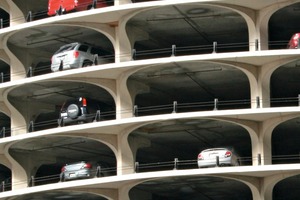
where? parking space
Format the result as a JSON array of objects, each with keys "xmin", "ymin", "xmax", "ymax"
[
  {"xmin": 7, "ymin": 26, "xmax": 114, "ymax": 76},
  {"xmin": 273, "ymin": 174, "xmax": 300, "ymax": 200},
  {"xmin": 0, "ymin": 8, "xmax": 9, "ymax": 28},
  {"xmin": 9, "ymin": 136, "xmax": 116, "ymax": 186},
  {"xmin": 0, "ymin": 113, "xmax": 10, "ymax": 138},
  {"xmin": 0, "ymin": 164, "xmax": 11, "ymax": 192},
  {"xmin": 130, "ymin": 118, "xmax": 252, "ymax": 171},
  {"xmin": 126, "ymin": 4, "xmax": 249, "ymax": 59},
  {"xmin": 272, "ymin": 117, "xmax": 300, "ymax": 164},
  {"xmin": 7, "ymin": 81, "xmax": 115, "ymax": 131},
  {"xmin": 129, "ymin": 61, "xmax": 250, "ymax": 115},
  {"xmin": 271, "ymin": 59, "xmax": 300, "ymax": 107},
  {"xmin": 269, "ymin": 2, "xmax": 300, "ymax": 49}
]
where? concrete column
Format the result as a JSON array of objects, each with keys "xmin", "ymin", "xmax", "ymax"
[
  {"xmin": 116, "ymin": 74, "xmax": 134, "ymax": 119},
  {"xmin": 5, "ymin": 0, "xmax": 25, "ymax": 25},
  {"xmin": 2, "ymin": 38, "xmax": 26, "ymax": 81},
  {"xmin": 116, "ymin": 126, "xmax": 151, "ymax": 175},
  {"xmin": 114, "ymin": 8, "xmax": 146, "ymax": 63},
  {"xmin": 4, "ymin": 143, "xmax": 27, "ymax": 190},
  {"xmin": 2, "ymin": 90, "xmax": 27, "ymax": 136},
  {"xmin": 117, "ymin": 132, "xmax": 135, "ymax": 175}
]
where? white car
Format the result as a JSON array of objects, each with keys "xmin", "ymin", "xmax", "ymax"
[
  {"xmin": 197, "ymin": 148, "xmax": 240, "ymax": 168},
  {"xmin": 51, "ymin": 42, "xmax": 101, "ymax": 72}
]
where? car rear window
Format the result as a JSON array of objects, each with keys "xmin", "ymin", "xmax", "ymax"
[
  {"xmin": 91, "ymin": 47, "xmax": 102, "ymax": 55},
  {"xmin": 78, "ymin": 45, "xmax": 89, "ymax": 52},
  {"xmin": 55, "ymin": 43, "xmax": 77, "ymax": 54}
]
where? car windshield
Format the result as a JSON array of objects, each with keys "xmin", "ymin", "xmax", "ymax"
[{"xmin": 54, "ymin": 43, "xmax": 77, "ymax": 54}]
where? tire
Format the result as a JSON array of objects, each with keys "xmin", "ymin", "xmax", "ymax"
[
  {"xmin": 82, "ymin": 60, "xmax": 92, "ymax": 67},
  {"xmin": 67, "ymin": 104, "xmax": 80, "ymax": 119}
]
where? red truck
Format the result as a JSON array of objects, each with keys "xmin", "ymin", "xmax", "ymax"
[{"xmin": 47, "ymin": 0, "xmax": 107, "ymax": 16}]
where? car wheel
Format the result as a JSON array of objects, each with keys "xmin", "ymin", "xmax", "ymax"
[
  {"xmin": 67, "ymin": 104, "xmax": 80, "ymax": 119},
  {"xmin": 82, "ymin": 61, "xmax": 92, "ymax": 67}
]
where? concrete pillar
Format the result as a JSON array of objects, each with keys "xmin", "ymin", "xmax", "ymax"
[
  {"xmin": 114, "ymin": 9, "xmax": 143, "ymax": 62},
  {"xmin": 4, "ymin": 0, "xmax": 25, "ymax": 25},
  {"xmin": 116, "ymin": 126, "xmax": 151, "ymax": 175},
  {"xmin": 116, "ymin": 74, "xmax": 134, "ymax": 119},
  {"xmin": 3, "ymin": 143, "xmax": 27, "ymax": 190},
  {"xmin": 2, "ymin": 39, "xmax": 26, "ymax": 81},
  {"xmin": 2, "ymin": 89, "xmax": 26, "ymax": 136}
]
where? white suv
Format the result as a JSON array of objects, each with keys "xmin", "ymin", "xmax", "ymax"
[{"xmin": 51, "ymin": 42, "xmax": 101, "ymax": 72}]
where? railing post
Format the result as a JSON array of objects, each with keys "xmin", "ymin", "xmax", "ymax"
[
  {"xmin": 213, "ymin": 98, "xmax": 218, "ymax": 110},
  {"xmin": 96, "ymin": 165, "xmax": 101, "ymax": 177},
  {"xmin": 26, "ymin": 11, "xmax": 32, "ymax": 22},
  {"xmin": 255, "ymin": 39, "xmax": 259, "ymax": 51},
  {"xmin": 30, "ymin": 176, "xmax": 35, "ymax": 187},
  {"xmin": 171, "ymin": 44, "xmax": 176, "ymax": 56},
  {"xmin": 174, "ymin": 158, "xmax": 178, "ymax": 170},
  {"xmin": 93, "ymin": 54, "xmax": 98, "ymax": 65},
  {"xmin": 172, "ymin": 101, "xmax": 177, "ymax": 113},
  {"xmin": 134, "ymin": 162, "xmax": 139, "ymax": 173},
  {"xmin": 132, "ymin": 49, "xmax": 136, "ymax": 60},
  {"xmin": 133, "ymin": 105, "xmax": 138, "ymax": 117},
  {"xmin": 298, "ymin": 94, "xmax": 300, "ymax": 106},
  {"xmin": 0, "ymin": 19, "xmax": 3, "ymax": 29},
  {"xmin": 1, "ymin": 181, "xmax": 4, "ymax": 192},
  {"xmin": 94, "ymin": 110, "xmax": 101, "ymax": 122},
  {"xmin": 258, "ymin": 154, "xmax": 261, "ymax": 165},
  {"xmin": 27, "ymin": 67, "xmax": 33, "ymax": 77},
  {"xmin": 28, "ymin": 121, "xmax": 34, "ymax": 132},
  {"xmin": 92, "ymin": 0, "xmax": 97, "ymax": 9},
  {"xmin": 216, "ymin": 156, "xmax": 220, "ymax": 167},
  {"xmin": 256, "ymin": 96, "xmax": 260, "ymax": 108},
  {"xmin": 212, "ymin": 41, "xmax": 217, "ymax": 53},
  {"xmin": 0, "ymin": 72, "xmax": 3, "ymax": 83},
  {"xmin": 1, "ymin": 127, "xmax": 5, "ymax": 138}
]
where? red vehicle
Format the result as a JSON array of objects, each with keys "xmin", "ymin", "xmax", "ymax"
[
  {"xmin": 287, "ymin": 33, "xmax": 300, "ymax": 49},
  {"xmin": 47, "ymin": 0, "xmax": 107, "ymax": 16}
]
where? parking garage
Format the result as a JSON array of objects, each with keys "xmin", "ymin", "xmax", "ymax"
[{"xmin": 1, "ymin": 1, "xmax": 300, "ymax": 200}]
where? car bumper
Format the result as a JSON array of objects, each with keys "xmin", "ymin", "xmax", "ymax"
[
  {"xmin": 197, "ymin": 157, "xmax": 233, "ymax": 168},
  {"xmin": 61, "ymin": 115, "xmax": 94, "ymax": 125},
  {"xmin": 51, "ymin": 62, "xmax": 80, "ymax": 72},
  {"xmin": 62, "ymin": 170, "xmax": 93, "ymax": 181}
]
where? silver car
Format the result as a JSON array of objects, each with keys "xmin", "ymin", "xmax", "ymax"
[
  {"xmin": 60, "ymin": 161, "xmax": 100, "ymax": 181},
  {"xmin": 197, "ymin": 148, "xmax": 240, "ymax": 168},
  {"xmin": 51, "ymin": 42, "xmax": 100, "ymax": 72}
]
